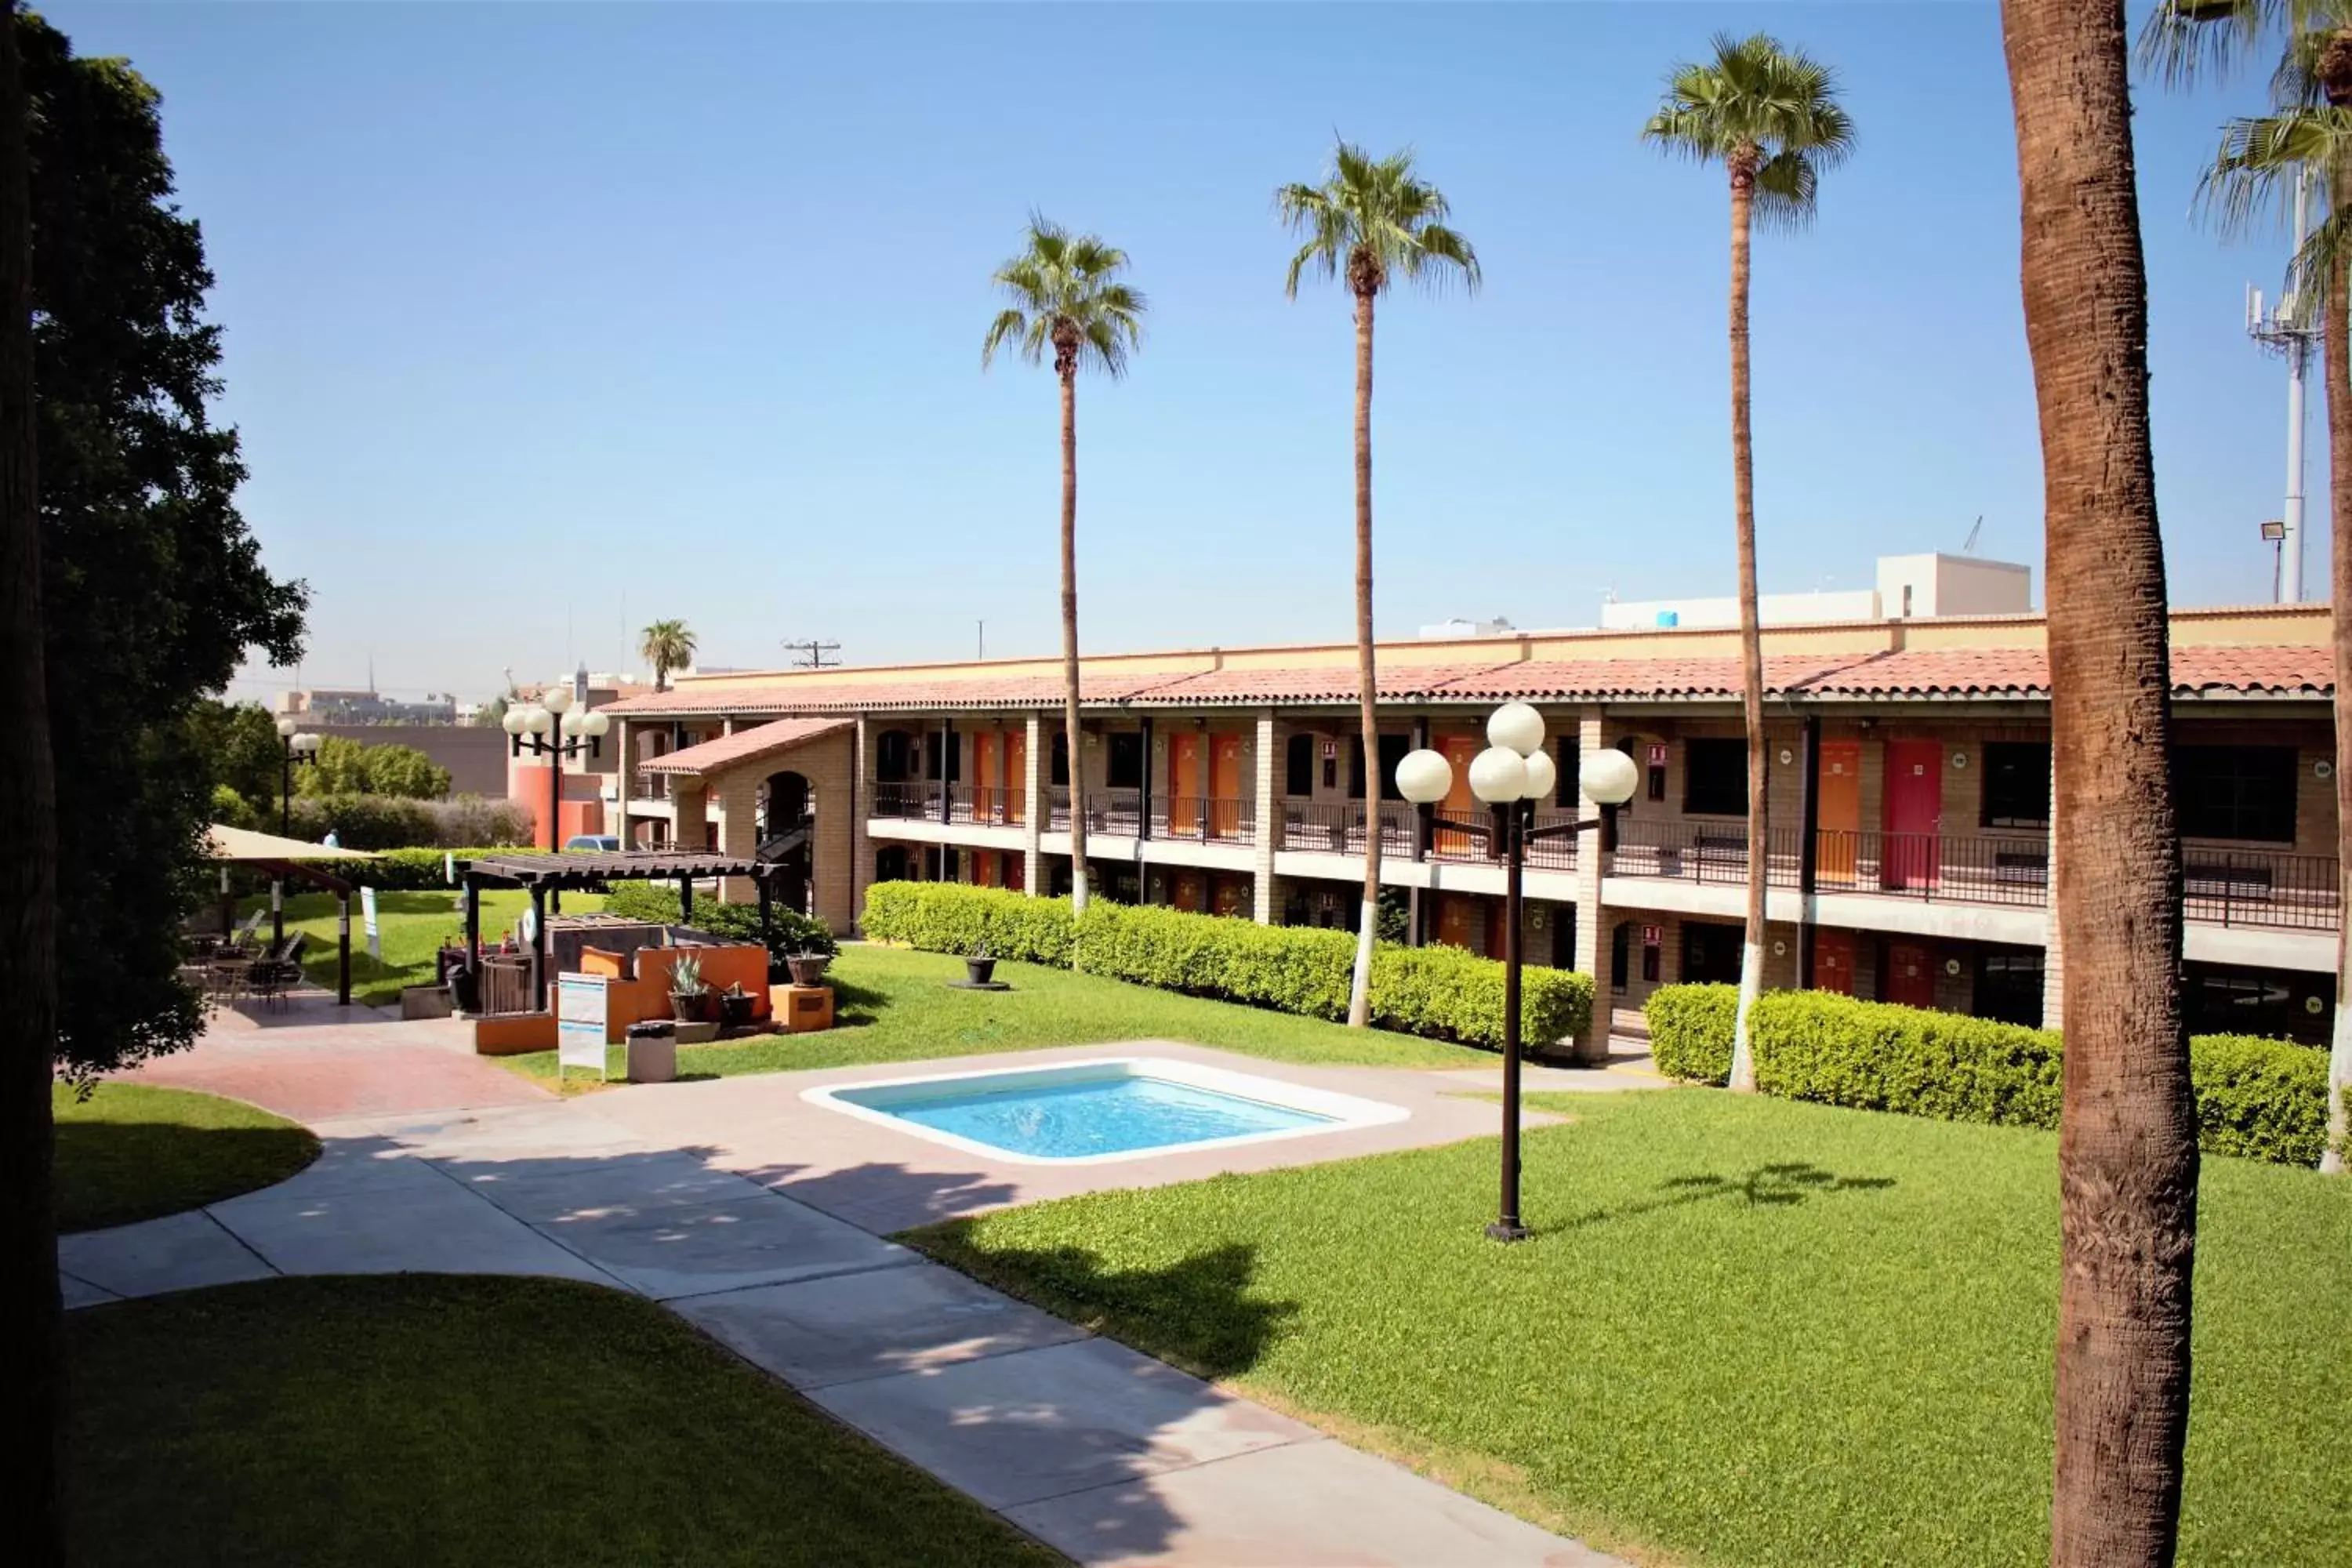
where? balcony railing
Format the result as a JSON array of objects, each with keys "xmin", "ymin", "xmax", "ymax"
[
  {"xmin": 2182, "ymin": 850, "xmax": 2339, "ymax": 931},
  {"xmin": 1278, "ymin": 800, "xmax": 1416, "ymax": 858},
  {"xmin": 626, "ymin": 768, "xmax": 673, "ymax": 801},
  {"xmin": 872, "ymin": 782, "xmax": 942, "ymax": 819},
  {"xmin": 1151, "ymin": 795, "xmax": 1255, "ymax": 845},
  {"xmin": 1042, "ymin": 786, "xmax": 1145, "ymax": 836}
]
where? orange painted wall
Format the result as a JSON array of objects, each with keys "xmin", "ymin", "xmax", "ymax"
[{"xmin": 579, "ymin": 942, "xmax": 771, "ymax": 1040}]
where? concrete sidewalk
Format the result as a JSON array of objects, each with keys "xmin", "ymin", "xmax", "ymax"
[{"xmin": 64, "ymin": 1049, "xmax": 1625, "ymax": 1567}]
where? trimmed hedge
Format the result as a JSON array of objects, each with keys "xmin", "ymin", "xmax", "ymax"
[
  {"xmin": 858, "ymin": 881, "xmax": 1592, "ymax": 1051},
  {"xmin": 603, "ymin": 881, "xmax": 837, "ymax": 960},
  {"xmin": 1642, "ymin": 982, "xmax": 2331, "ymax": 1166}
]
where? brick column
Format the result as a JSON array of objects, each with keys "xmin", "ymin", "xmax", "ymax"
[
  {"xmin": 672, "ymin": 780, "xmax": 708, "ymax": 859},
  {"xmin": 850, "ymin": 717, "xmax": 873, "ymax": 931},
  {"xmin": 1573, "ymin": 707, "xmax": 1610, "ymax": 1061},
  {"xmin": 2042, "ymin": 760, "xmax": 2063, "ymax": 1032},
  {"xmin": 713, "ymin": 767, "xmax": 760, "ymax": 902},
  {"xmin": 613, "ymin": 717, "xmax": 633, "ymax": 846},
  {"xmin": 1022, "ymin": 713, "xmax": 1044, "ymax": 896},
  {"xmin": 1253, "ymin": 710, "xmax": 1279, "ymax": 923}
]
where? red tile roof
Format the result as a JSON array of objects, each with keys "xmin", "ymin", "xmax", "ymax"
[
  {"xmin": 641, "ymin": 717, "xmax": 854, "ymax": 776},
  {"xmin": 598, "ymin": 644, "xmax": 2331, "ymax": 719}
]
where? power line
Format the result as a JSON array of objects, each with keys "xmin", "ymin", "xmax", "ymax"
[{"xmin": 779, "ymin": 637, "xmax": 841, "ymax": 669}]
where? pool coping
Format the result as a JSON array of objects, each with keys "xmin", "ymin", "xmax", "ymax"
[{"xmin": 801, "ymin": 1055, "xmax": 1414, "ymax": 1167}]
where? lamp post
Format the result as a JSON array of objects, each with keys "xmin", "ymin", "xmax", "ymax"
[
  {"xmin": 274, "ymin": 717, "xmax": 324, "ymax": 945},
  {"xmin": 503, "ymin": 679, "xmax": 610, "ymax": 854},
  {"xmin": 1396, "ymin": 703, "xmax": 1639, "ymax": 1242}
]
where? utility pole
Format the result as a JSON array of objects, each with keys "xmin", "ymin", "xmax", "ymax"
[
  {"xmin": 2249, "ymin": 165, "xmax": 2321, "ymax": 602},
  {"xmin": 977, "ymin": 620, "xmax": 985, "ymax": 660},
  {"xmin": 779, "ymin": 638, "xmax": 841, "ymax": 670}
]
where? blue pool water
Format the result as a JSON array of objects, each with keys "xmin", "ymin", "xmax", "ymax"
[{"xmin": 837, "ymin": 1072, "xmax": 1336, "ymax": 1160}]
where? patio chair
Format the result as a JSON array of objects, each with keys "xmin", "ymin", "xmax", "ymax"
[{"xmin": 246, "ymin": 932, "xmax": 308, "ymax": 1011}]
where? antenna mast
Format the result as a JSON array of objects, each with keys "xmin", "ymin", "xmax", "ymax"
[{"xmin": 2248, "ymin": 164, "xmax": 2321, "ymax": 602}]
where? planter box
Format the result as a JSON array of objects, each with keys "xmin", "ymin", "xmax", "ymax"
[
  {"xmin": 400, "ymin": 985, "xmax": 455, "ymax": 1022},
  {"xmin": 671, "ymin": 1020, "xmax": 720, "ymax": 1045},
  {"xmin": 768, "ymin": 983, "xmax": 835, "ymax": 1034},
  {"xmin": 625, "ymin": 1033, "xmax": 678, "ymax": 1084}
]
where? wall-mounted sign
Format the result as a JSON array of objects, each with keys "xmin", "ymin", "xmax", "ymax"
[
  {"xmin": 1322, "ymin": 739, "xmax": 1338, "ymax": 760},
  {"xmin": 1641, "ymin": 924, "xmax": 1661, "ymax": 947},
  {"xmin": 1647, "ymin": 743, "xmax": 1668, "ymax": 766}
]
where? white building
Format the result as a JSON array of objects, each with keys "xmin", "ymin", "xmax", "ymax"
[{"xmin": 1599, "ymin": 553, "xmax": 2032, "ymax": 630}]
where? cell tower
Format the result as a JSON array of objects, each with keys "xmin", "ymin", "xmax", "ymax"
[{"xmin": 2248, "ymin": 166, "xmax": 2322, "ymax": 603}]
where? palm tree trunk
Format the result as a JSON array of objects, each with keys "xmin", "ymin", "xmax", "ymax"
[
  {"xmin": 1727, "ymin": 156, "xmax": 1768, "ymax": 1094},
  {"xmin": 2001, "ymin": 2, "xmax": 2199, "ymax": 1561},
  {"xmin": 1347, "ymin": 284, "xmax": 1380, "ymax": 1029},
  {"xmin": 0, "ymin": 8, "xmax": 63, "ymax": 1556},
  {"xmin": 2325, "ymin": 149, "xmax": 2352, "ymax": 1174},
  {"xmin": 1060, "ymin": 365, "xmax": 1089, "ymax": 914}
]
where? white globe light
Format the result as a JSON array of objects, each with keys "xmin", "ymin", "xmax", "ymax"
[
  {"xmin": 1394, "ymin": 748, "xmax": 1454, "ymax": 805},
  {"xmin": 581, "ymin": 709, "xmax": 611, "ymax": 738},
  {"xmin": 293, "ymin": 731, "xmax": 323, "ymax": 755},
  {"xmin": 1520, "ymin": 749, "xmax": 1557, "ymax": 802},
  {"xmin": 1581, "ymin": 747, "xmax": 1640, "ymax": 807},
  {"xmin": 542, "ymin": 683, "xmax": 574, "ymax": 715},
  {"xmin": 523, "ymin": 706, "xmax": 554, "ymax": 736},
  {"xmin": 502, "ymin": 706, "xmax": 528, "ymax": 735},
  {"xmin": 1486, "ymin": 702, "xmax": 1546, "ymax": 759},
  {"xmin": 277, "ymin": 715, "xmax": 299, "ymax": 739},
  {"xmin": 1468, "ymin": 746, "xmax": 1529, "ymax": 804},
  {"xmin": 560, "ymin": 708, "xmax": 585, "ymax": 738}
]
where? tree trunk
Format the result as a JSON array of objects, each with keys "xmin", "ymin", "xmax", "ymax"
[
  {"xmin": 1727, "ymin": 151, "xmax": 1769, "ymax": 1094},
  {"xmin": 1060, "ymin": 365, "xmax": 1090, "ymax": 914},
  {"xmin": 2000, "ymin": 3, "xmax": 2199, "ymax": 1563},
  {"xmin": 1347, "ymin": 283, "xmax": 1380, "ymax": 1028},
  {"xmin": 0, "ymin": 5, "xmax": 63, "ymax": 1558},
  {"xmin": 2326, "ymin": 148, "xmax": 2352, "ymax": 1174}
]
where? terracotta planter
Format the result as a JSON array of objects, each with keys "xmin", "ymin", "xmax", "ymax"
[{"xmin": 786, "ymin": 954, "xmax": 832, "ymax": 987}]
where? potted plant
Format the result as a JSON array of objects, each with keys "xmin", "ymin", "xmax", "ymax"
[
  {"xmin": 717, "ymin": 981, "xmax": 756, "ymax": 1031},
  {"xmin": 668, "ymin": 954, "xmax": 714, "ymax": 1026},
  {"xmin": 964, "ymin": 939, "xmax": 996, "ymax": 988},
  {"xmin": 625, "ymin": 1019, "xmax": 677, "ymax": 1084},
  {"xmin": 785, "ymin": 946, "xmax": 832, "ymax": 987}
]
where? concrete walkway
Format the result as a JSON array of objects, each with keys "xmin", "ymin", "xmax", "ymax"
[{"xmin": 67, "ymin": 1039, "xmax": 1630, "ymax": 1566}]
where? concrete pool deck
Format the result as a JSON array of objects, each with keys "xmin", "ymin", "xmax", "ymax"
[{"xmin": 65, "ymin": 1030, "xmax": 1638, "ymax": 1566}]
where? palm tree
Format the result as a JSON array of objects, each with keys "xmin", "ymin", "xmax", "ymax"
[
  {"xmin": 638, "ymin": 619, "xmax": 696, "ymax": 693},
  {"xmin": 0, "ymin": 11, "xmax": 62, "ymax": 1554},
  {"xmin": 2140, "ymin": 6, "xmax": 2352, "ymax": 1174},
  {"xmin": 1642, "ymin": 34, "xmax": 1853, "ymax": 1091},
  {"xmin": 1278, "ymin": 142, "xmax": 1479, "ymax": 1029},
  {"xmin": 2002, "ymin": 2, "xmax": 2201, "ymax": 1561},
  {"xmin": 982, "ymin": 216, "xmax": 1145, "ymax": 916}
]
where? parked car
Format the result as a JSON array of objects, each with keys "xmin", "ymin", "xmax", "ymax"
[{"xmin": 564, "ymin": 834, "xmax": 621, "ymax": 852}]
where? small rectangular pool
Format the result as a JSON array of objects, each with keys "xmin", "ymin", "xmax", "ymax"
[{"xmin": 804, "ymin": 1058, "xmax": 1409, "ymax": 1165}]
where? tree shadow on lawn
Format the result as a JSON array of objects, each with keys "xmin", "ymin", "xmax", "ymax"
[
  {"xmin": 826, "ymin": 977, "xmax": 886, "ymax": 1026},
  {"xmin": 908, "ymin": 1227, "xmax": 1298, "ymax": 1381},
  {"xmin": 56, "ymin": 1118, "xmax": 321, "ymax": 1232},
  {"xmin": 1547, "ymin": 1160, "xmax": 1896, "ymax": 1236}
]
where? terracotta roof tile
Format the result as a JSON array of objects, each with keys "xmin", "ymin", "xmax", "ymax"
[{"xmin": 641, "ymin": 717, "xmax": 853, "ymax": 775}]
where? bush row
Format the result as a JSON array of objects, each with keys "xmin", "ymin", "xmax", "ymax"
[
  {"xmin": 858, "ymin": 881, "xmax": 1592, "ymax": 1051},
  {"xmin": 212, "ymin": 793, "xmax": 535, "ymax": 851},
  {"xmin": 1642, "ymin": 982, "xmax": 2331, "ymax": 1166},
  {"xmin": 602, "ymin": 881, "xmax": 837, "ymax": 959}
]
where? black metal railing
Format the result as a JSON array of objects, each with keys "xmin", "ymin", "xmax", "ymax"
[
  {"xmin": 627, "ymin": 768, "xmax": 672, "ymax": 800},
  {"xmin": 1042, "ymin": 787, "xmax": 1144, "ymax": 836},
  {"xmin": 872, "ymin": 782, "xmax": 941, "ymax": 819},
  {"xmin": 1278, "ymin": 800, "xmax": 1416, "ymax": 857},
  {"xmin": 1604, "ymin": 819, "xmax": 1793, "ymax": 887},
  {"xmin": 2183, "ymin": 850, "xmax": 2339, "ymax": 931},
  {"xmin": 1152, "ymin": 795, "xmax": 1255, "ymax": 844}
]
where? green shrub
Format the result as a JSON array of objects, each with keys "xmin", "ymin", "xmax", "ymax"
[
  {"xmin": 287, "ymin": 795, "xmax": 534, "ymax": 850},
  {"xmin": 1639, "ymin": 983, "xmax": 2330, "ymax": 1165},
  {"xmin": 863, "ymin": 882, "xmax": 1592, "ymax": 1051},
  {"xmin": 1646, "ymin": 983, "xmax": 1737, "ymax": 1084},
  {"xmin": 2190, "ymin": 1034, "xmax": 2330, "ymax": 1168}
]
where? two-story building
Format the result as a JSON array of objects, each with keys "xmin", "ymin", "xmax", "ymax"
[{"xmin": 592, "ymin": 601, "xmax": 2336, "ymax": 1057}]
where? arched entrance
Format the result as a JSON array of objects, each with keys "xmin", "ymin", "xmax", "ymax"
[{"xmin": 759, "ymin": 769, "xmax": 815, "ymax": 913}]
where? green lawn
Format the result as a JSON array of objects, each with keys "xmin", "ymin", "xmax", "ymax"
[
  {"xmin": 495, "ymin": 943, "xmax": 1488, "ymax": 1086},
  {"xmin": 54, "ymin": 1083, "xmax": 318, "ymax": 1232},
  {"xmin": 67, "ymin": 1275, "xmax": 1062, "ymax": 1567},
  {"xmin": 908, "ymin": 1090, "xmax": 2350, "ymax": 1568},
  {"xmin": 260, "ymin": 888, "xmax": 604, "ymax": 1007}
]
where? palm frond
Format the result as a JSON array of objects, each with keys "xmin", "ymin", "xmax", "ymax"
[
  {"xmin": 981, "ymin": 214, "xmax": 1147, "ymax": 378},
  {"xmin": 1751, "ymin": 150, "xmax": 1820, "ymax": 232},
  {"xmin": 1641, "ymin": 30, "xmax": 1854, "ymax": 212},
  {"xmin": 1276, "ymin": 136, "xmax": 1478, "ymax": 299},
  {"xmin": 2136, "ymin": 0, "xmax": 2283, "ymax": 90}
]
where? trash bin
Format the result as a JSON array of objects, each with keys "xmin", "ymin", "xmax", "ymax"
[{"xmin": 625, "ymin": 1020, "xmax": 677, "ymax": 1084}]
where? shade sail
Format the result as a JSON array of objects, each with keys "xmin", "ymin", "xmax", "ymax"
[{"xmin": 204, "ymin": 824, "xmax": 383, "ymax": 863}]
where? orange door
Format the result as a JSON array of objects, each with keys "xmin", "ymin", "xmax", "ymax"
[
  {"xmin": 1213, "ymin": 875, "xmax": 1249, "ymax": 918},
  {"xmin": 1173, "ymin": 870, "xmax": 1205, "ymax": 912},
  {"xmin": 1436, "ymin": 895, "xmax": 1477, "ymax": 949},
  {"xmin": 1884, "ymin": 939, "xmax": 1936, "ymax": 1008},
  {"xmin": 1169, "ymin": 733, "xmax": 1202, "ymax": 835},
  {"xmin": 1004, "ymin": 853, "xmax": 1025, "ymax": 892},
  {"xmin": 1005, "ymin": 729, "xmax": 1027, "ymax": 825},
  {"xmin": 971, "ymin": 732, "xmax": 999, "ymax": 822},
  {"xmin": 1814, "ymin": 928, "xmax": 1856, "ymax": 995},
  {"xmin": 1817, "ymin": 741, "xmax": 1860, "ymax": 884},
  {"xmin": 1485, "ymin": 900, "xmax": 1512, "ymax": 961},
  {"xmin": 973, "ymin": 851, "xmax": 997, "ymax": 889},
  {"xmin": 1210, "ymin": 734, "xmax": 1244, "ymax": 838},
  {"xmin": 1437, "ymin": 734, "xmax": 1481, "ymax": 855}
]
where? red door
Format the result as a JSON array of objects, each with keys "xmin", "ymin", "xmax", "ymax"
[
  {"xmin": 1484, "ymin": 900, "xmax": 1512, "ymax": 961},
  {"xmin": 1814, "ymin": 928, "xmax": 1855, "ymax": 996},
  {"xmin": 1881, "ymin": 742, "xmax": 1943, "ymax": 889},
  {"xmin": 1436, "ymin": 895, "xmax": 1477, "ymax": 949},
  {"xmin": 1884, "ymin": 940, "xmax": 1936, "ymax": 1009},
  {"xmin": 1172, "ymin": 870, "xmax": 1206, "ymax": 913}
]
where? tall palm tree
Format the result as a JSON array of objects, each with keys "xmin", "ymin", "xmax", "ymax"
[
  {"xmin": 0, "ymin": 7, "xmax": 61, "ymax": 1553},
  {"xmin": 638, "ymin": 619, "xmax": 696, "ymax": 693},
  {"xmin": 2002, "ymin": 2, "xmax": 2201, "ymax": 1562},
  {"xmin": 982, "ymin": 216, "xmax": 1144, "ymax": 916},
  {"xmin": 1278, "ymin": 142, "xmax": 1479, "ymax": 1029},
  {"xmin": 1643, "ymin": 34, "xmax": 1853, "ymax": 1091},
  {"xmin": 2141, "ymin": 5, "xmax": 2352, "ymax": 1174}
]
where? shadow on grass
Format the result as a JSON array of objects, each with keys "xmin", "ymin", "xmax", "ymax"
[
  {"xmin": 826, "ymin": 977, "xmax": 886, "ymax": 1026},
  {"xmin": 908, "ymin": 1229, "xmax": 1295, "ymax": 1381},
  {"xmin": 56, "ymin": 1120, "xmax": 321, "ymax": 1232},
  {"xmin": 1548, "ymin": 1160, "xmax": 1896, "ymax": 1236}
]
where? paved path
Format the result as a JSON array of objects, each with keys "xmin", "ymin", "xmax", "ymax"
[{"xmin": 70, "ymin": 1036, "xmax": 1628, "ymax": 1566}]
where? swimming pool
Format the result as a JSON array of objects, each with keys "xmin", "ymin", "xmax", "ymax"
[{"xmin": 803, "ymin": 1058, "xmax": 1410, "ymax": 1165}]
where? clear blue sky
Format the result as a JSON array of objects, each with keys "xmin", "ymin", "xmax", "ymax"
[{"xmin": 47, "ymin": 2, "xmax": 2325, "ymax": 702}]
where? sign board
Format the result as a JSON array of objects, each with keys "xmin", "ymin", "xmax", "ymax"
[
  {"xmin": 1646, "ymin": 743, "xmax": 1668, "ymax": 766},
  {"xmin": 556, "ymin": 972, "xmax": 610, "ymax": 1083},
  {"xmin": 361, "ymin": 887, "xmax": 381, "ymax": 960},
  {"xmin": 1641, "ymin": 924, "xmax": 1662, "ymax": 947},
  {"xmin": 445, "ymin": 851, "xmax": 456, "ymax": 884},
  {"xmin": 1322, "ymin": 739, "xmax": 1338, "ymax": 760}
]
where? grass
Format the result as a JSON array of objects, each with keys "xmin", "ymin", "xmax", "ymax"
[
  {"xmin": 906, "ymin": 1089, "xmax": 2351, "ymax": 1568},
  {"xmin": 53, "ymin": 1083, "xmax": 318, "ymax": 1232},
  {"xmin": 67, "ymin": 1274, "xmax": 1062, "ymax": 1567},
  {"xmin": 260, "ymin": 888, "xmax": 605, "ymax": 1007},
  {"xmin": 495, "ymin": 943, "xmax": 1489, "ymax": 1087}
]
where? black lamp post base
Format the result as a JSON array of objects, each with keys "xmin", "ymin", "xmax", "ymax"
[{"xmin": 1484, "ymin": 1221, "xmax": 1532, "ymax": 1244}]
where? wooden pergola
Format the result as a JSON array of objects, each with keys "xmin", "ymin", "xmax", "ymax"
[{"xmin": 455, "ymin": 851, "xmax": 796, "ymax": 1011}]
